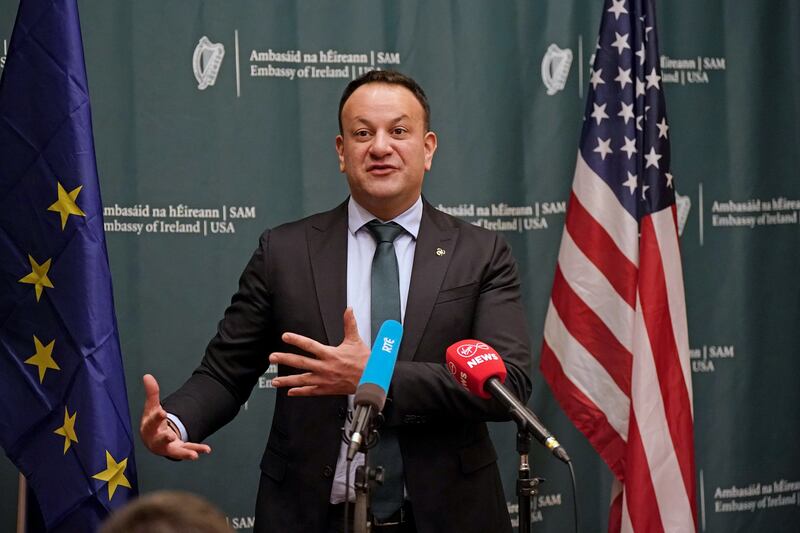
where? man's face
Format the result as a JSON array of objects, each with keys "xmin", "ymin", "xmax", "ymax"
[{"xmin": 336, "ymin": 83, "xmax": 437, "ymax": 220}]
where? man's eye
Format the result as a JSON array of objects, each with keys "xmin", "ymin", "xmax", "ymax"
[
  {"xmin": 354, "ymin": 130, "xmax": 370, "ymax": 137},
  {"xmin": 393, "ymin": 128, "xmax": 407, "ymax": 135}
]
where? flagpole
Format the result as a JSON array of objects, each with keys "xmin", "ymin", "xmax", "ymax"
[{"xmin": 16, "ymin": 473, "xmax": 27, "ymax": 533}]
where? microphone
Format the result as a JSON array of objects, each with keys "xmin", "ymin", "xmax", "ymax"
[
  {"xmin": 346, "ymin": 320, "xmax": 403, "ymax": 460},
  {"xmin": 446, "ymin": 340, "xmax": 570, "ymax": 464}
]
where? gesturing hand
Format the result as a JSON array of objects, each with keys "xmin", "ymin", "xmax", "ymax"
[
  {"xmin": 269, "ymin": 308, "xmax": 370, "ymax": 396},
  {"xmin": 139, "ymin": 374, "xmax": 212, "ymax": 460}
]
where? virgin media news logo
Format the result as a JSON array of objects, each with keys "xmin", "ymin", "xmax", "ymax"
[{"xmin": 456, "ymin": 342, "xmax": 490, "ymax": 358}]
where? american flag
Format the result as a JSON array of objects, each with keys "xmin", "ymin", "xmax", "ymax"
[{"xmin": 540, "ymin": 0, "xmax": 696, "ymax": 531}]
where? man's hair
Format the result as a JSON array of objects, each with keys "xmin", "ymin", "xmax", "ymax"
[
  {"xmin": 100, "ymin": 490, "xmax": 232, "ymax": 533},
  {"xmin": 338, "ymin": 70, "xmax": 431, "ymax": 133}
]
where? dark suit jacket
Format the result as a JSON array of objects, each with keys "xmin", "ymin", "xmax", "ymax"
[{"xmin": 163, "ymin": 199, "xmax": 532, "ymax": 533}]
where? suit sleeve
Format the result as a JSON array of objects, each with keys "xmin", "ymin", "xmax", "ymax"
[
  {"xmin": 161, "ymin": 230, "xmax": 276, "ymax": 442},
  {"xmin": 385, "ymin": 231, "xmax": 533, "ymax": 425}
]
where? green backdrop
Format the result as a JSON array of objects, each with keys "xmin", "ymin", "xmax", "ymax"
[{"xmin": 1, "ymin": 1, "xmax": 798, "ymax": 531}]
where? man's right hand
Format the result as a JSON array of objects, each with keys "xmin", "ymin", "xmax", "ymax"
[{"xmin": 139, "ymin": 374, "xmax": 212, "ymax": 460}]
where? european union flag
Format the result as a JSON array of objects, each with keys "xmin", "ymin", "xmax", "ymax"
[{"xmin": 0, "ymin": 0, "xmax": 138, "ymax": 530}]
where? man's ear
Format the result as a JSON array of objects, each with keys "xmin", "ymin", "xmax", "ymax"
[
  {"xmin": 423, "ymin": 131, "xmax": 438, "ymax": 171},
  {"xmin": 335, "ymin": 135, "xmax": 346, "ymax": 172}
]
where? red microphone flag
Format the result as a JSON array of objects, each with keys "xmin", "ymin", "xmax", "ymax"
[{"xmin": 445, "ymin": 340, "xmax": 507, "ymax": 399}]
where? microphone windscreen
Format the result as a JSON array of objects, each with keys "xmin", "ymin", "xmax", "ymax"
[
  {"xmin": 357, "ymin": 319, "xmax": 403, "ymax": 395},
  {"xmin": 446, "ymin": 339, "xmax": 507, "ymax": 399}
]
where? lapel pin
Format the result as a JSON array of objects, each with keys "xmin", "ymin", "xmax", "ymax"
[{"xmin": 436, "ymin": 247, "xmax": 446, "ymax": 256}]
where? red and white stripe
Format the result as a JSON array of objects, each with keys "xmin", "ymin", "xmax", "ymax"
[{"xmin": 541, "ymin": 153, "xmax": 696, "ymax": 532}]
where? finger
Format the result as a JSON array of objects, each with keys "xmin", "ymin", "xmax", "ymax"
[
  {"xmin": 342, "ymin": 307, "xmax": 363, "ymax": 343},
  {"xmin": 168, "ymin": 441, "xmax": 212, "ymax": 461},
  {"xmin": 281, "ymin": 332, "xmax": 328, "ymax": 358},
  {"xmin": 269, "ymin": 352, "xmax": 324, "ymax": 373},
  {"xmin": 167, "ymin": 444, "xmax": 201, "ymax": 461},
  {"xmin": 180, "ymin": 451, "xmax": 200, "ymax": 461},
  {"xmin": 271, "ymin": 372, "xmax": 316, "ymax": 389},
  {"xmin": 142, "ymin": 374, "xmax": 161, "ymax": 411},
  {"xmin": 182, "ymin": 442, "xmax": 212, "ymax": 454},
  {"xmin": 286, "ymin": 385, "xmax": 321, "ymax": 397}
]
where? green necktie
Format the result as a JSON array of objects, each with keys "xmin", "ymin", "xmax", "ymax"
[{"xmin": 365, "ymin": 219, "xmax": 405, "ymax": 520}]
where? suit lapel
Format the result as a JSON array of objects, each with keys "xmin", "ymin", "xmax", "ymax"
[
  {"xmin": 400, "ymin": 201, "xmax": 458, "ymax": 361},
  {"xmin": 308, "ymin": 201, "xmax": 348, "ymax": 346}
]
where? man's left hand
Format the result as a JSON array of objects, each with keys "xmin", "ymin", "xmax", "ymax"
[{"xmin": 269, "ymin": 307, "xmax": 369, "ymax": 396}]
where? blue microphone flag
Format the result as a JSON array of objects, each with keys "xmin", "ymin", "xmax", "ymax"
[{"xmin": 358, "ymin": 320, "xmax": 403, "ymax": 393}]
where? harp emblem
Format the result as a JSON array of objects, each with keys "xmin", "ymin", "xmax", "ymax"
[
  {"xmin": 676, "ymin": 192, "xmax": 692, "ymax": 236},
  {"xmin": 193, "ymin": 36, "xmax": 225, "ymax": 90},
  {"xmin": 541, "ymin": 44, "xmax": 573, "ymax": 95}
]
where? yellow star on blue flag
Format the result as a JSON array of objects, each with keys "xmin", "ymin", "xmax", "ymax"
[
  {"xmin": 54, "ymin": 407, "xmax": 78, "ymax": 454},
  {"xmin": 91, "ymin": 451, "xmax": 132, "ymax": 500},
  {"xmin": 24, "ymin": 336, "xmax": 59, "ymax": 383},
  {"xmin": 18, "ymin": 255, "xmax": 54, "ymax": 302},
  {"xmin": 48, "ymin": 182, "xmax": 86, "ymax": 230}
]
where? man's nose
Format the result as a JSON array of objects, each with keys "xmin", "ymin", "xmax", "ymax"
[{"xmin": 369, "ymin": 130, "xmax": 393, "ymax": 157}]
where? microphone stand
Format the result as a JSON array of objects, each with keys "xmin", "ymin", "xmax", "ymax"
[
  {"xmin": 353, "ymin": 457, "xmax": 370, "ymax": 533},
  {"xmin": 516, "ymin": 430, "xmax": 543, "ymax": 533},
  {"xmin": 349, "ymin": 417, "xmax": 385, "ymax": 533}
]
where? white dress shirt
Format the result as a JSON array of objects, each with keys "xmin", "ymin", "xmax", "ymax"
[{"xmin": 330, "ymin": 196, "xmax": 421, "ymax": 503}]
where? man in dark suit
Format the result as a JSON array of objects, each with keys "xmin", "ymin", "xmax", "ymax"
[{"xmin": 140, "ymin": 70, "xmax": 532, "ymax": 533}]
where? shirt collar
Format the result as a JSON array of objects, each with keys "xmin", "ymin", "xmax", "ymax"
[{"xmin": 348, "ymin": 196, "xmax": 422, "ymax": 239}]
